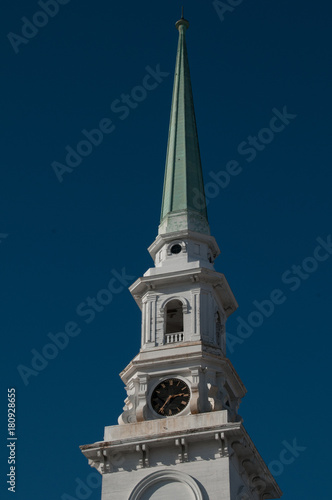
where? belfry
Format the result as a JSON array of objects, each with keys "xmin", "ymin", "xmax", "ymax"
[{"xmin": 80, "ymin": 15, "xmax": 282, "ymax": 500}]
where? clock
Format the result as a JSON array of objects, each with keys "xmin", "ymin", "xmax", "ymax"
[{"xmin": 151, "ymin": 378, "xmax": 190, "ymax": 416}]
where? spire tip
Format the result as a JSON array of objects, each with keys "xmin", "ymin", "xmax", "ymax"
[{"xmin": 175, "ymin": 9, "xmax": 189, "ymax": 31}]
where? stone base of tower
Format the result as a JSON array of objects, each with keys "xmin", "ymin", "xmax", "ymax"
[{"xmin": 80, "ymin": 410, "xmax": 281, "ymax": 500}]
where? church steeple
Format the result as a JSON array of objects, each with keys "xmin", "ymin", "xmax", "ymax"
[
  {"xmin": 80, "ymin": 17, "xmax": 282, "ymax": 500},
  {"xmin": 160, "ymin": 16, "xmax": 209, "ymax": 235}
]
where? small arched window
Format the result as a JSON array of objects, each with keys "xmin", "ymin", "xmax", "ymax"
[{"xmin": 165, "ymin": 300, "xmax": 183, "ymax": 334}]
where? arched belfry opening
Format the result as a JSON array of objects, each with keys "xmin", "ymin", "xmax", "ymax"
[{"xmin": 165, "ymin": 299, "xmax": 184, "ymax": 335}]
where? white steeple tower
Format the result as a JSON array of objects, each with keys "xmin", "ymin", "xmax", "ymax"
[{"xmin": 80, "ymin": 15, "xmax": 282, "ymax": 500}]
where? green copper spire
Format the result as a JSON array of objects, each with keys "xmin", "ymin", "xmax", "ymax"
[{"xmin": 159, "ymin": 17, "xmax": 209, "ymax": 236}]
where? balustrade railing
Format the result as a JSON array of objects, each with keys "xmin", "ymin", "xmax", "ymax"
[{"xmin": 165, "ymin": 332, "xmax": 184, "ymax": 343}]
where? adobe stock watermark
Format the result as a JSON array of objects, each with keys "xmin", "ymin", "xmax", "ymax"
[
  {"xmin": 213, "ymin": 0, "xmax": 245, "ymax": 23},
  {"xmin": 268, "ymin": 438, "xmax": 306, "ymax": 477},
  {"xmin": 51, "ymin": 65, "xmax": 170, "ymax": 183},
  {"xmin": 61, "ymin": 453, "xmax": 124, "ymax": 500},
  {"xmin": 61, "ymin": 471, "xmax": 101, "ymax": 500},
  {"xmin": 17, "ymin": 267, "xmax": 136, "ymax": 386},
  {"xmin": 7, "ymin": 0, "xmax": 71, "ymax": 54},
  {"xmin": 226, "ymin": 234, "xmax": 332, "ymax": 353},
  {"xmin": 0, "ymin": 233, "xmax": 9, "ymax": 244},
  {"xmin": 193, "ymin": 106, "xmax": 297, "ymax": 210}
]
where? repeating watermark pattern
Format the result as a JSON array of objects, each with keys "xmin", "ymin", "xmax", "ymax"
[
  {"xmin": 51, "ymin": 65, "xmax": 170, "ymax": 183},
  {"xmin": 227, "ymin": 234, "xmax": 332, "ymax": 353},
  {"xmin": 7, "ymin": 0, "xmax": 71, "ymax": 54},
  {"xmin": 213, "ymin": 0, "xmax": 245, "ymax": 23},
  {"xmin": 61, "ymin": 455, "xmax": 124, "ymax": 500},
  {"xmin": 193, "ymin": 106, "xmax": 297, "ymax": 210},
  {"xmin": 268, "ymin": 438, "xmax": 306, "ymax": 477},
  {"xmin": 61, "ymin": 471, "xmax": 101, "ymax": 500},
  {"xmin": 17, "ymin": 267, "xmax": 136, "ymax": 386},
  {"xmin": 0, "ymin": 233, "xmax": 9, "ymax": 244}
]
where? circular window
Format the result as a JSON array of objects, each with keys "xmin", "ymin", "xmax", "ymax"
[{"xmin": 171, "ymin": 244, "xmax": 182, "ymax": 254}]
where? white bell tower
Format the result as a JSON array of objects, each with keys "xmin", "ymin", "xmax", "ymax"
[{"xmin": 80, "ymin": 15, "xmax": 282, "ymax": 500}]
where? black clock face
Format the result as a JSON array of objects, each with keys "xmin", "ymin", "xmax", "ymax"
[{"xmin": 151, "ymin": 378, "xmax": 190, "ymax": 416}]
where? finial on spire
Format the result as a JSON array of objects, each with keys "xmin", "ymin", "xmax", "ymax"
[{"xmin": 175, "ymin": 8, "xmax": 189, "ymax": 31}]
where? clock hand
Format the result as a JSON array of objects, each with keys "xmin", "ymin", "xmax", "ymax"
[
  {"xmin": 171, "ymin": 392, "xmax": 185, "ymax": 398},
  {"xmin": 159, "ymin": 395, "xmax": 172, "ymax": 413}
]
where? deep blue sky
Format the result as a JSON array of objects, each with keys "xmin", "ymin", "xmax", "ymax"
[{"xmin": 1, "ymin": 0, "xmax": 331, "ymax": 498}]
